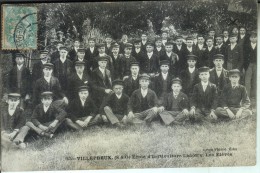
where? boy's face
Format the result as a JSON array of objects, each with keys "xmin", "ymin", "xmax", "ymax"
[
  {"xmin": 98, "ymin": 60, "xmax": 107, "ymax": 69},
  {"xmin": 160, "ymin": 65, "xmax": 169, "ymax": 74},
  {"xmin": 77, "ymin": 52, "xmax": 85, "ymax": 61},
  {"xmin": 186, "ymin": 40, "xmax": 193, "ymax": 47},
  {"xmin": 105, "ymin": 37, "xmax": 112, "ymax": 44},
  {"xmin": 134, "ymin": 42, "xmax": 141, "ymax": 49},
  {"xmin": 192, "ymin": 33, "xmax": 198, "ymax": 38},
  {"xmin": 130, "ymin": 66, "xmax": 139, "ymax": 76},
  {"xmin": 155, "ymin": 40, "xmax": 162, "ymax": 47},
  {"xmin": 162, "ymin": 33, "xmax": 168, "ymax": 39},
  {"xmin": 15, "ymin": 57, "xmax": 24, "ymax": 65},
  {"xmin": 98, "ymin": 47, "xmax": 105, "ymax": 54},
  {"xmin": 57, "ymin": 43, "xmax": 63, "ymax": 50},
  {"xmin": 75, "ymin": 65, "xmax": 85, "ymax": 74},
  {"xmin": 223, "ymin": 31, "xmax": 229, "ymax": 37},
  {"xmin": 141, "ymin": 35, "xmax": 147, "ymax": 41},
  {"xmin": 213, "ymin": 59, "xmax": 224, "ymax": 68},
  {"xmin": 198, "ymin": 37, "xmax": 204, "ymax": 44},
  {"xmin": 139, "ymin": 79, "xmax": 149, "ymax": 89},
  {"xmin": 187, "ymin": 60, "xmax": 196, "ymax": 68},
  {"xmin": 199, "ymin": 72, "xmax": 210, "ymax": 82},
  {"xmin": 60, "ymin": 50, "xmax": 68, "ymax": 57},
  {"xmin": 172, "ymin": 83, "xmax": 182, "ymax": 93},
  {"xmin": 74, "ymin": 41, "xmax": 80, "ymax": 47},
  {"xmin": 89, "ymin": 40, "xmax": 95, "ymax": 47},
  {"xmin": 43, "ymin": 68, "xmax": 53, "ymax": 77},
  {"xmin": 209, "ymin": 31, "xmax": 215, "ymax": 37},
  {"xmin": 216, "ymin": 37, "xmax": 223, "ymax": 45},
  {"xmin": 40, "ymin": 54, "xmax": 48, "ymax": 63},
  {"xmin": 122, "ymin": 35, "xmax": 128, "ymax": 41},
  {"xmin": 229, "ymin": 37, "xmax": 237, "ymax": 43},
  {"xmin": 112, "ymin": 47, "xmax": 120, "ymax": 54},
  {"xmin": 250, "ymin": 36, "xmax": 257, "ymax": 44},
  {"xmin": 146, "ymin": 45, "xmax": 154, "ymax": 53},
  {"xmin": 78, "ymin": 90, "xmax": 89, "ymax": 100},
  {"xmin": 240, "ymin": 28, "xmax": 246, "ymax": 35},
  {"xmin": 41, "ymin": 96, "xmax": 53, "ymax": 107},
  {"xmin": 232, "ymin": 28, "xmax": 239, "ymax": 34},
  {"xmin": 176, "ymin": 39, "xmax": 183, "ymax": 46},
  {"xmin": 229, "ymin": 75, "xmax": 240, "ymax": 84},
  {"xmin": 124, "ymin": 47, "xmax": 132, "ymax": 55},
  {"xmin": 165, "ymin": 45, "xmax": 173, "ymax": 52},
  {"xmin": 206, "ymin": 39, "xmax": 213, "ymax": 47},
  {"xmin": 113, "ymin": 85, "xmax": 123, "ymax": 95},
  {"xmin": 8, "ymin": 98, "xmax": 20, "ymax": 109}
]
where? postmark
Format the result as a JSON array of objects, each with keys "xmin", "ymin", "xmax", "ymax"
[{"xmin": 1, "ymin": 5, "xmax": 38, "ymax": 50}]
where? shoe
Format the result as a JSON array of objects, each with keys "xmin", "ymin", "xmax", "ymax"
[
  {"xmin": 18, "ymin": 142, "xmax": 27, "ymax": 149},
  {"xmin": 44, "ymin": 133, "xmax": 54, "ymax": 138},
  {"xmin": 115, "ymin": 122, "xmax": 125, "ymax": 129}
]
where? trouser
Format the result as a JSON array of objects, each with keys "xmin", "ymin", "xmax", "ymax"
[
  {"xmin": 65, "ymin": 114, "xmax": 102, "ymax": 130},
  {"xmin": 1, "ymin": 126, "xmax": 30, "ymax": 148},
  {"xmin": 159, "ymin": 110, "xmax": 188, "ymax": 125},
  {"xmin": 104, "ymin": 106, "xmax": 125, "ymax": 125},
  {"xmin": 26, "ymin": 119, "xmax": 65, "ymax": 135},
  {"xmin": 215, "ymin": 107, "xmax": 252, "ymax": 119},
  {"xmin": 245, "ymin": 63, "xmax": 256, "ymax": 98},
  {"xmin": 190, "ymin": 108, "xmax": 215, "ymax": 122},
  {"xmin": 134, "ymin": 108, "xmax": 158, "ymax": 123},
  {"xmin": 52, "ymin": 99, "xmax": 67, "ymax": 110}
]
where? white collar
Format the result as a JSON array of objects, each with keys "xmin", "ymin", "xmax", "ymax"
[
  {"xmin": 251, "ymin": 42, "xmax": 256, "ymax": 49},
  {"xmin": 162, "ymin": 72, "xmax": 168, "ymax": 80},
  {"xmin": 99, "ymin": 53, "xmax": 106, "ymax": 57},
  {"xmin": 156, "ymin": 47, "xmax": 162, "ymax": 51},
  {"xmin": 141, "ymin": 88, "xmax": 148, "ymax": 97},
  {"xmin": 132, "ymin": 75, "xmax": 138, "ymax": 80},
  {"xmin": 201, "ymin": 81, "xmax": 209, "ymax": 86},
  {"xmin": 99, "ymin": 67, "xmax": 105, "ymax": 74},
  {"xmin": 113, "ymin": 53, "xmax": 119, "ymax": 58},
  {"xmin": 17, "ymin": 64, "xmax": 24, "ymax": 70},
  {"xmin": 224, "ymin": 37, "xmax": 228, "ymax": 41},
  {"xmin": 44, "ymin": 76, "xmax": 51, "ymax": 83},
  {"xmin": 116, "ymin": 94, "xmax": 122, "ymax": 99},
  {"xmin": 231, "ymin": 43, "xmax": 237, "ymax": 47},
  {"xmin": 147, "ymin": 52, "xmax": 153, "ymax": 58},
  {"xmin": 8, "ymin": 106, "xmax": 17, "ymax": 116},
  {"xmin": 187, "ymin": 47, "xmax": 192, "ymax": 52},
  {"xmin": 198, "ymin": 44, "xmax": 204, "ymax": 49},
  {"xmin": 125, "ymin": 54, "xmax": 131, "ymax": 58},
  {"xmin": 90, "ymin": 47, "xmax": 94, "ymax": 51},
  {"xmin": 43, "ymin": 105, "xmax": 50, "ymax": 113},
  {"xmin": 188, "ymin": 67, "xmax": 195, "ymax": 73},
  {"xmin": 166, "ymin": 52, "xmax": 172, "ymax": 57},
  {"xmin": 216, "ymin": 67, "xmax": 223, "ymax": 72},
  {"xmin": 208, "ymin": 46, "xmax": 213, "ymax": 51},
  {"xmin": 80, "ymin": 98, "xmax": 86, "ymax": 106},
  {"xmin": 218, "ymin": 43, "xmax": 223, "ymax": 48},
  {"xmin": 60, "ymin": 57, "xmax": 66, "ymax": 63},
  {"xmin": 142, "ymin": 40, "xmax": 147, "ymax": 44},
  {"xmin": 77, "ymin": 73, "xmax": 83, "ymax": 79},
  {"xmin": 41, "ymin": 60, "xmax": 47, "ymax": 64},
  {"xmin": 177, "ymin": 45, "xmax": 182, "ymax": 49},
  {"xmin": 240, "ymin": 34, "xmax": 245, "ymax": 39},
  {"xmin": 173, "ymin": 92, "xmax": 179, "ymax": 97},
  {"xmin": 231, "ymin": 84, "xmax": 239, "ymax": 88}
]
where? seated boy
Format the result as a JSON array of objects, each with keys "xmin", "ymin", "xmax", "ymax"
[
  {"xmin": 101, "ymin": 79, "xmax": 130, "ymax": 128},
  {"xmin": 159, "ymin": 78, "xmax": 189, "ymax": 125},
  {"xmin": 26, "ymin": 91, "xmax": 66, "ymax": 137},
  {"xmin": 190, "ymin": 66, "xmax": 218, "ymax": 122},
  {"xmin": 1, "ymin": 93, "xmax": 30, "ymax": 149},
  {"xmin": 215, "ymin": 69, "xmax": 252, "ymax": 120},
  {"xmin": 65, "ymin": 86, "xmax": 101, "ymax": 131}
]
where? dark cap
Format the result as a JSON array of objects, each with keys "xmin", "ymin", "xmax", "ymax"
[
  {"xmin": 112, "ymin": 79, "xmax": 124, "ymax": 87},
  {"xmin": 41, "ymin": 91, "xmax": 53, "ymax": 98},
  {"xmin": 160, "ymin": 60, "xmax": 170, "ymax": 66},
  {"xmin": 130, "ymin": 61, "xmax": 140, "ymax": 67},
  {"xmin": 8, "ymin": 93, "xmax": 21, "ymax": 99},
  {"xmin": 165, "ymin": 42, "xmax": 173, "ymax": 46},
  {"xmin": 215, "ymin": 34, "xmax": 224, "ymax": 38},
  {"xmin": 197, "ymin": 34, "xmax": 204, "ymax": 38},
  {"xmin": 112, "ymin": 42, "xmax": 120, "ymax": 48},
  {"xmin": 250, "ymin": 31, "xmax": 257, "ymax": 37},
  {"xmin": 78, "ymin": 85, "xmax": 89, "ymax": 92},
  {"xmin": 59, "ymin": 46, "xmax": 68, "ymax": 51},
  {"xmin": 88, "ymin": 37, "xmax": 95, "ymax": 41},
  {"xmin": 97, "ymin": 55, "xmax": 108, "ymax": 62},
  {"xmin": 15, "ymin": 53, "xmax": 24, "ymax": 58},
  {"xmin": 75, "ymin": 61, "xmax": 85, "ymax": 66},
  {"xmin": 57, "ymin": 31, "xmax": 63, "ymax": 34},
  {"xmin": 229, "ymin": 69, "xmax": 240, "ymax": 76},
  {"xmin": 206, "ymin": 36, "xmax": 214, "ymax": 41},
  {"xmin": 97, "ymin": 43, "xmax": 106, "ymax": 48},
  {"xmin": 213, "ymin": 54, "xmax": 224, "ymax": 60},
  {"xmin": 43, "ymin": 63, "xmax": 54, "ymax": 69},
  {"xmin": 133, "ymin": 38, "xmax": 142, "ymax": 44},
  {"xmin": 198, "ymin": 66, "xmax": 210, "ymax": 73},
  {"xmin": 155, "ymin": 36, "xmax": 162, "ymax": 42},
  {"xmin": 124, "ymin": 43, "xmax": 133, "ymax": 48},
  {"xmin": 77, "ymin": 48, "xmax": 85, "ymax": 53},
  {"xmin": 171, "ymin": 78, "xmax": 182, "ymax": 85},
  {"xmin": 187, "ymin": 54, "xmax": 198, "ymax": 61},
  {"xmin": 186, "ymin": 36, "xmax": 194, "ymax": 41},
  {"xmin": 139, "ymin": 73, "xmax": 150, "ymax": 80},
  {"xmin": 175, "ymin": 36, "xmax": 183, "ymax": 40},
  {"xmin": 230, "ymin": 33, "xmax": 238, "ymax": 38},
  {"xmin": 74, "ymin": 38, "xmax": 80, "ymax": 42},
  {"xmin": 146, "ymin": 41, "xmax": 154, "ymax": 47},
  {"xmin": 40, "ymin": 50, "xmax": 49, "ymax": 55},
  {"xmin": 141, "ymin": 32, "xmax": 148, "ymax": 36}
]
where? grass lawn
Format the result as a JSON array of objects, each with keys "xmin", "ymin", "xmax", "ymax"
[{"xmin": 1, "ymin": 104, "xmax": 256, "ymax": 172}]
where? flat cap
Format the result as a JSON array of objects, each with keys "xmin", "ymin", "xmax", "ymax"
[
  {"xmin": 146, "ymin": 41, "xmax": 154, "ymax": 47},
  {"xmin": 229, "ymin": 69, "xmax": 240, "ymax": 76},
  {"xmin": 97, "ymin": 55, "xmax": 109, "ymax": 62},
  {"xmin": 15, "ymin": 53, "xmax": 24, "ymax": 58},
  {"xmin": 160, "ymin": 60, "xmax": 170, "ymax": 66},
  {"xmin": 75, "ymin": 61, "xmax": 85, "ymax": 66},
  {"xmin": 74, "ymin": 38, "xmax": 80, "ymax": 42},
  {"xmin": 40, "ymin": 50, "xmax": 49, "ymax": 55},
  {"xmin": 155, "ymin": 36, "xmax": 162, "ymax": 42},
  {"xmin": 133, "ymin": 38, "xmax": 142, "ymax": 44},
  {"xmin": 171, "ymin": 78, "xmax": 182, "ymax": 85},
  {"xmin": 112, "ymin": 42, "xmax": 120, "ymax": 48},
  {"xmin": 175, "ymin": 36, "xmax": 183, "ymax": 40},
  {"xmin": 187, "ymin": 54, "xmax": 198, "ymax": 61},
  {"xmin": 59, "ymin": 46, "xmax": 68, "ymax": 51},
  {"xmin": 41, "ymin": 91, "xmax": 53, "ymax": 97},
  {"xmin": 229, "ymin": 33, "xmax": 238, "ymax": 38},
  {"xmin": 43, "ymin": 63, "xmax": 54, "ymax": 69},
  {"xmin": 130, "ymin": 61, "xmax": 140, "ymax": 67},
  {"xmin": 124, "ymin": 43, "xmax": 133, "ymax": 48},
  {"xmin": 8, "ymin": 93, "xmax": 21, "ymax": 99},
  {"xmin": 77, "ymin": 48, "xmax": 85, "ymax": 53},
  {"xmin": 139, "ymin": 73, "xmax": 150, "ymax": 80},
  {"xmin": 112, "ymin": 79, "xmax": 124, "ymax": 86},
  {"xmin": 198, "ymin": 66, "xmax": 210, "ymax": 73},
  {"xmin": 186, "ymin": 36, "xmax": 194, "ymax": 41},
  {"xmin": 213, "ymin": 54, "xmax": 224, "ymax": 60},
  {"xmin": 165, "ymin": 42, "xmax": 173, "ymax": 46},
  {"xmin": 78, "ymin": 85, "xmax": 89, "ymax": 92},
  {"xmin": 97, "ymin": 43, "xmax": 106, "ymax": 48}
]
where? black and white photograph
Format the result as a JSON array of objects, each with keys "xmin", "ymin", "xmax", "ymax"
[{"xmin": 0, "ymin": 0, "xmax": 258, "ymax": 172}]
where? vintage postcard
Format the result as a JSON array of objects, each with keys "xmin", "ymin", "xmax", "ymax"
[{"xmin": 0, "ymin": 0, "xmax": 258, "ymax": 172}]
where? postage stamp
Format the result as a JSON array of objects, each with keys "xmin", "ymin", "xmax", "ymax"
[{"xmin": 1, "ymin": 5, "xmax": 37, "ymax": 50}]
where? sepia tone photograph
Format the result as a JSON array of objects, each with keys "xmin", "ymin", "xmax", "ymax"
[{"xmin": 0, "ymin": 0, "xmax": 258, "ymax": 172}]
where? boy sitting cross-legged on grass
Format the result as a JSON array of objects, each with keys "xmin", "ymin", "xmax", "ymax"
[
  {"xmin": 158, "ymin": 78, "xmax": 189, "ymax": 125},
  {"xmin": 100, "ymin": 79, "xmax": 130, "ymax": 128},
  {"xmin": 26, "ymin": 91, "xmax": 66, "ymax": 138},
  {"xmin": 215, "ymin": 69, "xmax": 252, "ymax": 120},
  {"xmin": 1, "ymin": 93, "xmax": 30, "ymax": 149},
  {"xmin": 189, "ymin": 66, "xmax": 218, "ymax": 123},
  {"xmin": 65, "ymin": 86, "xmax": 102, "ymax": 131}
]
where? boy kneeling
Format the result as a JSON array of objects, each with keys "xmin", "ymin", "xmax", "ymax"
[
  {"xmin": 65, "ymin": 86, "xmax": 101, "ymax": 131},
  {"xmin": 215, "ymin": 69, "xmax": 252, "ymax": 120},
  {"xmin": 159, "ymin": 78, "xmax": 189, "ymax": 125},
  {"xmin": 1, "ymin": 93, "xmax": 30, "ymax": 149},
  {"xmin": 26, "ymin": 91, "xmax": 66, "ymax": 137}
]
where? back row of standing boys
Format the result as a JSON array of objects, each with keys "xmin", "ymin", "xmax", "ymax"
[{"xmin": 2, "ymin": 28, "xmax": 256, "ymax": 149}]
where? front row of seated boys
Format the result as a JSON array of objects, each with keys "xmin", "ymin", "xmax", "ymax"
[{"xmin": 1, "ymin": 67, "xmax": 252, "ymax": 149}]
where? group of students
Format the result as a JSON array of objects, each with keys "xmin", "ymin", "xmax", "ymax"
[{"xmin": 1, "ymin": 27, "xmax": 256, "ymax": 149}]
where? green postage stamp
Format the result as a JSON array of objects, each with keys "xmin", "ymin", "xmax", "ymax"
[{"xmin": 1, "ymin": 5, "xmax": 37, "ymax": 50}]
